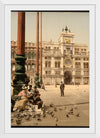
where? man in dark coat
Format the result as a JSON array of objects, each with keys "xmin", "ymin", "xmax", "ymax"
[
  {"xmin": 60, "ymin": 81, "xmax": 65, "ymax": 96},
  {"xmin": 33, "ymin": 86, "xmax": 43, "ymax": 109}
]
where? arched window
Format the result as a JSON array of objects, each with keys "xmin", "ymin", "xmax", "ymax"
[
  {"xmin": 28, "ymin": 52, "xmax": 31, "ymax": 59},
  {"xmin": 25, "ymin": 52, "xmax": 27, "ymax": 58},
  {"xmin": 32, "ymin": 63, "xmax": 34, "ymax": 70},
  {"xmin": 28, "ymin": 64, "xmax": 31, "ymax": 71},
  {"xmin": 58, "ymin": 62, "xmax": 60, "ymax": 67},
  {"xmin": 49, "ymin": 61, "xmax": 51, "ymax": 67},
  {"xmin": 45, "ymin": 61, "xmax": 47, "ymax": 67},
  {"xmin": 32, "ymin": 53, "xmax": 36, "ymax": 59},
  {"xmin": 55, "ymin": 62, "xmax": 57, "ymax": 68},
  {"xmin": 13, "ymin": 51, "xmax": 16, "ymax": 58}
]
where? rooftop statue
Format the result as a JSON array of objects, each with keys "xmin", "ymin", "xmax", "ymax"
[{"xmin": 65, "ymin": 26, "xmax": 68, "ymax": 32}]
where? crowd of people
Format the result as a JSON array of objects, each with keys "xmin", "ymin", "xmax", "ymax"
[{"xmin": 11, "ymin": 85, "xmax": 43, "ymax": 112}]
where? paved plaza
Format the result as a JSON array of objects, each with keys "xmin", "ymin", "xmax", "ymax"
[
  {"xmin": 40, "ymin": 85, "xmax": 89, "ymax": 106},
  {"xmin": 11, "ymin": 85, "xmax": 89, "ymax": 127}
]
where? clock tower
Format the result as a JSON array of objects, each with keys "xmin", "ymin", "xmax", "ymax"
[{"xmin": 58, "ymin": 26, "xmax": 74, "ymax": 84}]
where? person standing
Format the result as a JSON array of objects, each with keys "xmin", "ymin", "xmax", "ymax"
[{"xmin": 60, "ymin": 81, "xmax": 65, "ymax": 96}]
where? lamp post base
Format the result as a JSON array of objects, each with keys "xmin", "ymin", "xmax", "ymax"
[{"xmin": 13, "ymin": 55, "xmax": 29, "ymax": 95}]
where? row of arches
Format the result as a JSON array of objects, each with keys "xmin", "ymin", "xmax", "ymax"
[
  {"xmin": 25, "ymin": 52, "xmax": 36, "ymax": 59},
  {"xmin": 11, "ymin": 51, "xmax": 36, "ymax": 59},
  {"xmin": 11, "ymin": 63, "xmax": 35, "ymax": 72}
]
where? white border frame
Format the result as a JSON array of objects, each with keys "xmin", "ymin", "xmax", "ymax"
[{"xmin": 0, "ymin": 0, "xmax": 98, "ymax": 137}]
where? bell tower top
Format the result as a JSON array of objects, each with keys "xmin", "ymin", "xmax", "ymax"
[{"xmin": 58, "ymin": 26, "xmax": 74, "ymax": 44}]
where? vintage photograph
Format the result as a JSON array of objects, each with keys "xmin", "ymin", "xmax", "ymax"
[{"xmin": 11, "ymin": 11, "xmax": 89, "ymax": 127}]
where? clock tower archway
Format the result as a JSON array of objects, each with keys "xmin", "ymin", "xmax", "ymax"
[{"xmin": 64, "ymin": 71, "xmax": 72, "ymax": 84}]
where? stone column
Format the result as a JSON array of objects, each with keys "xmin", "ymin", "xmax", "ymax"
[
  {"xmin": 34, "ymin": 12, "xmax": 40, "ymax": 87},
  {"xmin": 13, "ymin": 12, "xmax": 29, "ymax": 95},
  {"xmin": 40, "ymin": 12, "xmax": 43, "ymax": 85}
]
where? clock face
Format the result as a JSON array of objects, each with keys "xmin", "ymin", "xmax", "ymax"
[{"xmin": 64, "ymin": 58, "xmax": 73, "ymax": 67}]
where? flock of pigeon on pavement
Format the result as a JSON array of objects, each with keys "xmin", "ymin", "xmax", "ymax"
[{"xmin": 11, "ymin": 103, "xmax": 80, "ymax": 126}]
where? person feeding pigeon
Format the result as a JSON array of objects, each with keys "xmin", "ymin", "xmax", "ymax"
[
  {"xmin": 18, "ymin": 84, "xmax": 29, "ymax": 97},
  {"xmin": 13, "ymin": 84, "xmax": 29, "ymax": 111},
  {"xmin": 33, "ymin": 86, "xmax": 43, "ymax": 109},
  {"xmin": 27, "ymin": 85, "xmax": 35, "ymax": 104}
]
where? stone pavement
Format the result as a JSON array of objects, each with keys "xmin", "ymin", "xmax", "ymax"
[
  {"xmin": 39, "ymin": 85, "xmax": 89, "ymax": 106},
  {"xmin": 11, "ymin": 85, "xmax": 89, "ymax": 127}
]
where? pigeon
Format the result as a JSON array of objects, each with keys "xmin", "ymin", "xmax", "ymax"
[
  {"xmin": 50, "ymin": 104, "xmax": 54, "ymax": 107},
  {"xmin": 46, "ymin": 110, "xmax": 49, "ymax": 114},
  {"xmin": 36, "ymin": 113, "xmax": 41, "ymax": 118},
  {"xmin": 70, "ymin": 108, "xmax": 73, "ymax": 112},
  {"xmin": 43, "ymin": 114, "xmax": 46, "ymax": 118},
  {"xmin": 24, "ymin": 113, "xmax": 28, "ymax": 117},
  {"xmin": 16, "ymin": 119, "xmax": 22, "ymax": 125},
  {"xmin": 54, "ymin": 107, "xmax": 57, "ymax": 112},
  {"xmin": 25, "ymin": 114, "xmax": 31, "ymax": 120},
  {"xmin": 16, "ymin": 113, "xmax": 21, "ymax": 118},
  {"xmin": 17, "ymin": 116, "xmax": 21, "ymax": 119},
  {"xmin": 68, "ymin": 108, "xmax": 74, "ymax": 115},
  {"xmin": 33, "ymin": 114, "xmax": 36, "ymax": 118},
  {"xmin": 20, "ymin": 113, "xmax": 24, "ymax": 117},
  {"xmin": 51, "ymin": 113, "xmax": 54, "ymax": 117},
  {"xmin": 55, "ymin": 117, "xmax": 58, "ymax": 122},
  {"xmin": 29, "ymin": 113, "xmax": 33, "ymax": 116},
  {"xmin": 49, "ymin": 111, "xmax": 53, "ymax": 114},
  {"xmin": 76, "ymin": 113, "xmax": 80, "ymax": 117},
  {"xmin": 37, "ymin": 118, "xmax": 41, "ymax": 121},
  {"xmin": 66, "ymin": 114, "xmax": 69, "ymax": 118}
]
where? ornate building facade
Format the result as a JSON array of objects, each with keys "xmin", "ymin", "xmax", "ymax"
[{"xmin": 11, "ymin": 29, "xmax": 89, "ymax": 85}]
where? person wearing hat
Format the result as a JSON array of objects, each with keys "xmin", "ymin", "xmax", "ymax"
[
  {"xmin": 32, "ymin": 86, "xmax": 43, "ymax": 109},
  {"xmin": 27, "ymin": 85, "xmax": 35, "ymax": 105},
  {"xmin": 33, "ymin": 91, "xmax": 43, "ymax": 109},
  {"xmin": 60, "ymin": 81, "xmax": 65, "ymax": 96},
  {"xmin": 28, "ymin": 85, "xmax": 33, "ymax": 92},
  {"xmin": 18, "ymin": 84, "xmax": 29, "ymax": 97},
  {"xmin": 33, "ymin": 86, "xmax": 39, "ymax": 96},
  {"xmin": 13, "ymin": 84, "xmax": 29, "ymax": 112}
]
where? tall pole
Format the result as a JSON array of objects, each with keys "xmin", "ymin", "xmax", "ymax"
[
  {"xmin": 34, "ymin": 12, "xmax": 40, "ymax": 87},
  {"xmin": 40, "ymin": 12, "xmax": 43, "ymax": 85},
  {"xmin": 36, "ymin": 12, "xmax": 39, "ymax": 73},
  {"xmin": 13, "ymin": 12, "xmax": 29, "ymax": 95},
  {"xmin": 17, "ymin": 12, "xmax": 25, "ymax": 55}
]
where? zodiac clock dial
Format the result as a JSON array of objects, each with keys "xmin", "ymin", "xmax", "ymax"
[{"xmin": 64, "ymin": 58, "xmax": 73, "ymax": 67}]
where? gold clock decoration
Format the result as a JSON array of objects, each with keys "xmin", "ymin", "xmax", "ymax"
[
  {"xmin": 64, "ymin": 57, "xmax": 73, "ymax": 67},
  {"xmin": 65, "ymin": 38, "xmax": 70, "ymax": 43}
]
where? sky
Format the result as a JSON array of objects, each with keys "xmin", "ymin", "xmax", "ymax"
[{"xmin": 11, "ymin": 12, "xmax": 89, "ymax": 46}]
